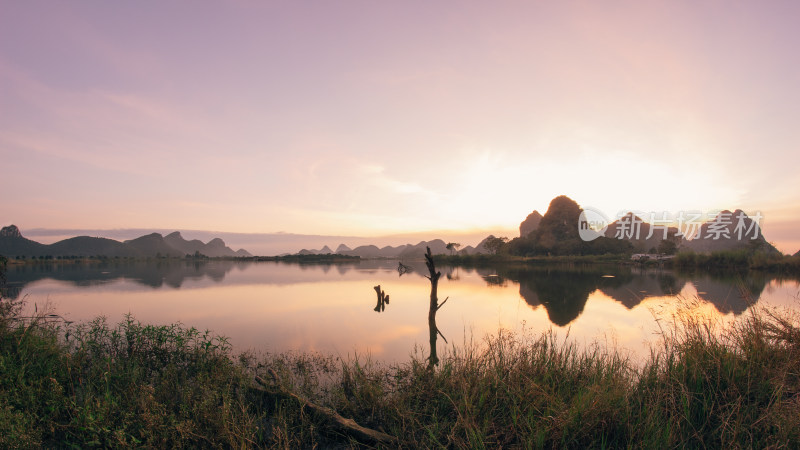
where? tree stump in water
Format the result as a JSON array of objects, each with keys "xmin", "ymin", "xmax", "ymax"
[{"xmin": 373, "ymin": 285, "xmax": 389, "ymax": 312}]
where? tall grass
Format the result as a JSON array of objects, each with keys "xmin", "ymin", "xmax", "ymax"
[
  {"xmin": 636, "ymin": 303, "xmax": 800, "ymax": 447},
  {"xmin": 0, "ymin": 298, "xmax": 259, "ymax": 447},
  {"xmin": 1, "ymin": 289, "xmax": 799, "ymax": 447},
  {"xmin": 675, "ymin": 249, "xmax": 800, "ymax": 273}
]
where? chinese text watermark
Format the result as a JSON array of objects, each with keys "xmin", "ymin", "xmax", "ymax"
[{"xmin": 578, "ymin": 209, "xmax": 763, "ymax": 242}]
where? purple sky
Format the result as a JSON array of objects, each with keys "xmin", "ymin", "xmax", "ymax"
[{"xmin": 2, "ymin": 1, "xmax": 799, "ymax": 254}]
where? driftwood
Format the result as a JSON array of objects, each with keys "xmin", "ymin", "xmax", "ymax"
[{"xmin": 253, "ymin": 369, "xmax": 397, "ymax": 446}]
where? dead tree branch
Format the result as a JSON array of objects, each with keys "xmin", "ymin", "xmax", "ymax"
[
  {"xmin": 254, "ymin": 371, "xmax": 397, "ymax": 446},
  {"xmin": 424, "ymin": 246, "xmax": 444, "ymax": 366}
]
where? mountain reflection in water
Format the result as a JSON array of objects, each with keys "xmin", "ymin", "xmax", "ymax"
[
  {"xmin": 481, "ymin": 265, "xmax": 773, "ymax": 326},
  {"xmin": 3, "ymin": 261, "xmax": 785, "ymax": 324}
]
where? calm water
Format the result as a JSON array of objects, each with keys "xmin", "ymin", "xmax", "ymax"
[{"xmin": 4, "ymin": 260, "xmax": 799, "ymax": 363}]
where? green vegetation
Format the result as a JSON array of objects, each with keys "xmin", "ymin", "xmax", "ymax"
[
  {"xmin": 675, "ymin": 249, "xmax": 800, "ymax": 273},
  {"xmin": 445, "ymin": 242, "xmax": 461, "ymax": 256},
  {"xmin": 482, "ymin": 235, "xmax": 509, "ymax": 255},
  {"xmin": 2, "ymin": 279, "xmax": 799, "ymax": 447},
  {"xmin": 506, "ymin": 196, "xmax": 635, "ymax": 257}
]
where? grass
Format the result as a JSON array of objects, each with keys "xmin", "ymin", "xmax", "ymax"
[
  {"xmin": 674, "ymin": 249, "xmax": 800, "ymax": 273},
  {"xmin": 1, "ymin": 288, "xmax": 799, "ymax": 447}
]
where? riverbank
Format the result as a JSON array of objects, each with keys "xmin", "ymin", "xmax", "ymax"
[
  {"xmin": 437, "ymin": 249, "xmax": 800, "ymax": 274},
  {"xmin": 1, "ymin": 291, "xmax": 798, "ymax": 448}
]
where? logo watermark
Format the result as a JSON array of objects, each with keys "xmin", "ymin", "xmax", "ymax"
[
  {"xmin": 578, "ymin": 208, "xmax": 763, "ymax": 242},
  {"xmin": 578, "ymin": 206, "xmax": 610, "ymax": 242}
]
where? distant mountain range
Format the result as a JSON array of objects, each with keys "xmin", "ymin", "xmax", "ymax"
[
  {"xmin": 295, "ymin": 196, "xmax": 782, "ymax": 259},
  {"xmin": 299, "ymin": 239, "xmax": 450, "ymax": 259},
  {"xmin": 3, "ymin": 196, "xmax": 785, "ymax": 260},
  {"xmin": 513, "ymin": 196, "xmax": 779, "ymax": 256},
  {"xmin": 599, "ymin": 209, "xmax": 776, "ymax": 254},
  {"xmin": 0, "ymin": 225, "xmax": 251, "ymax": 258},
  {"xmin": 679, "ymin": 209, "xmax": 773, "ymax": 254},
  {"xmin": 297, "ymin": 235, "xmax": 514, "ymax": 258}
]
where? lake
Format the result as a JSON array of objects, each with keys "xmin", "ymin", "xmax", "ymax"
[{"xmin": 4, "ymin": 260, "xmax": 799, "ymax": 363}]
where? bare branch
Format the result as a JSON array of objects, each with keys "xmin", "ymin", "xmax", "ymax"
[{"xmin": 437, "ymin": 327, "xmax": 448, "ymax": 344}]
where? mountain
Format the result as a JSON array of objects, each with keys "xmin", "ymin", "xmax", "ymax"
[
  {"xmin": 125, "ymin": 233, "xmax": 184, "ymax": 258},
  {"xmin": 164, "ymin": 231, "xmax": 207, "ymax": 255},
  {"xmin": 159, "ymin": 232, "xmax": 250, "ymax": 257},
  {"xmin": 460, "ymin": 245, "xmax": 476, "ymax": 254},
  {"xmin": 683, "ymin": 210, "xmax": 778, "ymax": 254},
  {"xmin": 604, "ymin": 212, "xmax": 680, "ymax": 253},
  {"xmin": 519, "ymin": 210, "xmax": 543, "ymax": 238},
  {"xmin": 49, "ymin": 236, "xmax": 142, "ymax": 257},
  {"xmin": 298, "ymin": 245, "xmax": 335, "ymax": 255},
  {"xmin": 340, "ymin": 245, "xmax": 383, "ymax": 258},
  {"xmin": 0, "ymin": 225, "xmax": 22, "ymax": 238},
  {"xmin": 530, "ymin": 195, "xmax": 584, "ymax": 255},
  {"xmin": 0, "ymin": 225, "xmax": 48, "ymax": 257},
  {"xmin": 397, "ymin": 240, "xmax": 448, "ymax": 258},
  {"xmin": 469, "ymin": 236, "xmax": 495, "ymax": 255},
  {"xmin": 0, "ymin": 225, "xmax": 252, "ymax": 258},
  {"xmin": 296, "ymin": 240, "xmax": 450, "ymax": 259},
  {"xmin": 204, "ymin": 238, "xmax": 244, "ymax": 257}
]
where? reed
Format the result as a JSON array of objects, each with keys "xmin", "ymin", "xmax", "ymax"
[{"xmin": 1, "ymin": 290, "xmax": 798, "ymax": 448}]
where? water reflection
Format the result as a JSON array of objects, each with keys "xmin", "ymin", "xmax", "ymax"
[
  {"xmin": 513, "ymin": 269, "xmax": 597, "ymax": 326},
  {"xmin": 3, "ymin": 260, "xmax": 790, "ymax": 333},
  {"xmin": 2, "ymin": 260, "xmax": 243, "ymax": 298},
  {"xmin": 479, "ymin": 264, "xmax": 774, "ymax": 326},
  {"xmin": 4, "ymin": 258, "xmax": 799, "ymax": 364},
  {"xmin": 369, "ymin": 249, "xmax": 450, "ymax": 366},
  {"xmin": 686, "ymin": 270, "xmax": 768, "ymax": 314},
  {"xmin": 596, "ymin": 270, "xmax": 686, "ymax": 309}
]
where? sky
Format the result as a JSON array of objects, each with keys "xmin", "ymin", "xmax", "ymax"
[{"xmin": 2, "ymin": 1, "xmax": 799, "ymax": 255}]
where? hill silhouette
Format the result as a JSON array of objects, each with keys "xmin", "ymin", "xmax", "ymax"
[
  {"xmin": 165, "ymin": 232, "xmax": 208, "ymax": 255},
  {"xmin": 506, "ymin": 197, "xmax": 781, "ymax": 257},
  {"xmin": 604, "ymin": 212, "xmax": 681, "ymax": 253},
  {"xmin": 125, "ymin": 233, "xmax": 185, "ymax": 257},
  {"xmin": 0, "ymin": 225, "xmax": 252, "ymax": 258},
  {"xmin": 507, "ymin": 196, "xmax": 633, "ymax": 256},
  {"xmin": 50, "ymin": 236, "xmax": 142, "ymax": 258},
  {"xmin": 0, "ymin": 225, "xmax": 48, "ymax": 257},
  {"xmin": 519, "ymin": 210, "xmax": 543, "ymax": 238},
  {"xmin": 298, "ymin": 239, "xmax": 449, "ymax": 259},
  {"xmin": 682, "ymin": 210, "xmax": 777, "ymax": 254}
]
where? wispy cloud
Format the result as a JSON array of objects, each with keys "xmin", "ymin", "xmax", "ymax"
[{"xmin": 2, "ymin": 2, "xmax": 799, "ymax": 252}]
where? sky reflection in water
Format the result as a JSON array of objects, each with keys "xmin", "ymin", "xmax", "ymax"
[{"xmin": 5, "ymin": 260, "xmax": 799, "ymax": 363}]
